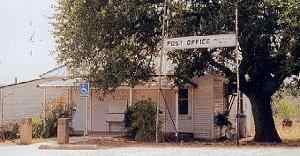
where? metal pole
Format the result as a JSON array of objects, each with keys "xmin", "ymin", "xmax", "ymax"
[
  {"xmin": 235, "ymin": 1, "xmax": 241, "ymax": 145},
  {"xmin": 156, "ymin": 0, "xmax": 168, "ymax": 143},
  {"xmin": 90, "ymin": 89, "xmax": 93, "ymax": 133},
  {"xmin": 85, "ymin": 96, "xmax": 88, "ymax": 136}
]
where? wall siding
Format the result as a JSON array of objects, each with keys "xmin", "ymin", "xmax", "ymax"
[
  {"xmin": 70, "ymin": 74, "xmax": 231, "ymax": 140},
  {"xmin": 0, "ymin": 79, "xmax": 68, "ymax": 122},
  {"xmin": 192, "ymin": 76, "xmax": 214, "ymax": 139},
  {"xmin": 213, "ymin": 77, "xmax": 225, "ymax": 139}
]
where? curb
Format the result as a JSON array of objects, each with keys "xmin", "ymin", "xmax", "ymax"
[{"xmin": 39, "ymin": 144, "xmax": 98, "ymax": 150}]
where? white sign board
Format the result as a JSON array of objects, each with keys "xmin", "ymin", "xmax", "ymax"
[
  {"xmin": 164, "ymin": 34, "xmax": 236, "ymax": 50},
  {"xmin": 80, "ymin": 83, "xmax": 90, "ymax": 97}
]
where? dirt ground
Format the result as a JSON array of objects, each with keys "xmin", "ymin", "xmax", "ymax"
[
  {"xmin": 71, "ymin": 136, "xmax": 300, "ymax": 148},
  {"xmin": 276, "ymin": 119, "xmax": 300, "ymax": 145},
  {"xmin": 72, "ymin": 120, "xmax": 300, "ymax": 148},
  {"xmin": 2, "ymin": 119, "xmax": 300, "ymax": 148}
]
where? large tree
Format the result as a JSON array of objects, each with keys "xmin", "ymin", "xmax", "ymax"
[{"xmin": 53, "ymin": 0, "xmax": 300, "ymax": 142}]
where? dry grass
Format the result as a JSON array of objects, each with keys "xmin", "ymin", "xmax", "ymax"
[{"xmin": 276, "ymin": 119, "xmax": 300, "ymax": 144}]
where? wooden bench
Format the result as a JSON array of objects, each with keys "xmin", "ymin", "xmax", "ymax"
[{"xmin": 106, "ymin": 113, "xmax": 125, "ymax": 135}]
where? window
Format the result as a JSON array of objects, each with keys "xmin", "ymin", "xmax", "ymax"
[{"xmin": 178, "ymin": 89, "xmax": 188, "ymax": 115}]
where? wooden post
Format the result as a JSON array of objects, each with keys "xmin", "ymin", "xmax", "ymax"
[
  {"xmin": 175, "ymin": 89, "xmax": 179, "ymax": 138},
  {"xmin": 235, "ymin": 1, "xmax": 241, "ymax": 145},
  {"xmin": 20, "ymin": 118, "xmax": 32, "ymax": 145},
  {"xmin": 129, "ymin": 87, "xmax": 133, "ymax": 106},
  {"xmin": 43, "ymin": 88, "xmax": 47, "ymax": 128},
  {"xmin": 57, "ymin": 118, "xmax": 70, "ymax": 144},
  {"xmin": 156, "ymin": 0, "xmax": 168, "ymax": 144}
]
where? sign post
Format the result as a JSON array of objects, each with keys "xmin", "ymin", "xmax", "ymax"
[
  {"xmin": 235, "ymin": 1, "xmax": 241, "ymax": 146},
  {"xmin": 158, "ymin": 1, "xmax": 240, "ymax": 145},
  {"xmin": 80, "ymin": 83, "xmax": 90, "ymax": 136}
]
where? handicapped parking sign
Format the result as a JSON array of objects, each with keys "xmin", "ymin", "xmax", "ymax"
[{"xmin": 80, "ymin": 83, "xmax": 90, "ymax": 97}]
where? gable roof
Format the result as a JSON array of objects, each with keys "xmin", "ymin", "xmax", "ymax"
[
  {"xmin": 0, "ymin": 78, "xmax": 44, "ymax": 89},
  {"xmin": 39, "ymin": 65, "xmax": 68, "ymax": 78}
]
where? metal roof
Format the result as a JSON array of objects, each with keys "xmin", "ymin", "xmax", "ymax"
[{"xmin": 37, "ymin": 78, "xmax": 82, "ymax": 88}]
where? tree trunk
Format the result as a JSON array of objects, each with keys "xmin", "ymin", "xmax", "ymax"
[{"xmin": 247, "ymin": 94, "xmax": 282, "ymax": 143}]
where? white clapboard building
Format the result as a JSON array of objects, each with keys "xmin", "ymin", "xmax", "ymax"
[{"xmin": 0, "ymin": 63, "xmax": 254, "ymax": 140}]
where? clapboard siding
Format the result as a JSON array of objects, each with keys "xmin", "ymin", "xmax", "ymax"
[
  {"xmin": 213, "ymin": 77, "xmax": 225, "ymax": 139},
  {"xmin": 192, "ymin": 76, "xmax": 214, "ymax": 139},
  {"xmin": 73, "ymin": 89, "xmax": 178, "ymax": 133},
  {"xmin": 70, "ymin": 74, "xmax": 232, "ymax": 140}
]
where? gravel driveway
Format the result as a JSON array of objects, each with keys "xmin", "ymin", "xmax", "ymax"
[{"xmin": 0, "ymin": 143, "xmax": 299, "ymax": 156}]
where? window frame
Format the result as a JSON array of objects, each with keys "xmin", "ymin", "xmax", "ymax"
[{"xmin": 178, "ymin": 88, "xmax": 189, "ymax": 115}]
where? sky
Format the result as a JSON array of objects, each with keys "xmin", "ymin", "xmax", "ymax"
[{"xmin": 0, "ymin": 0, "xmax": 57, "ymax": 85}]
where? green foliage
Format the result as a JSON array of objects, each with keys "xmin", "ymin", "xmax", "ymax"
[
  {"xmin": 32, "ymin": 117, "xmax": 44, "ymax": 138},
  {"xmin": 32, "ymin": 116, "xmax": 59, "ymax": 139},
  {"xmin": 214, "ymin": 112, "xmax": 232, "ymax": 138},
  {"xmin": 42, "ymin": 104, "xmax": 69, "ymax": 138},
  {"xmin": 124, "ymin": 100, "xmax": 159, "ymax": 142},
  {"xmin": 41, "ymin": 101, "xmax": 73, "ymax": 138},
  {"xmin": 42, "ymin": 116, "xmax": 58, "ymax": 138},
  {"xmin": 214, "ymin": 112, "xmax": 232, "ymax": 128},
  {"xmin": 53, "ymin": 0, "xmax": 162, "ymax": 91},
  {"xmin": 273, "ymin": 99, "xmax": 298, "ymax": 119},
  {"xmin": 53, "ymin": 0, "xmax": 300, "ymax": 95},
  {"xmin": 4, "ymin": 123, "xmax": 19, "ymax": 140},
  {"xmin": 53, "ymin": 0, "xmax": 300, "ymax": 142}
]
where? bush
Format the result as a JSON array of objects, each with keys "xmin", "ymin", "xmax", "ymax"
[
  {"xmin": 4, "ymin": 123, "xmax": 19, "ymax": 140},
  {"xmin": 214, "ymin": 111, "xmax": 232, "ymax": 138},
  {"xmin": 214, "ymin": 112, "xmax": 232, "ymax": 128},
  {"xmin": 42, "ymin": 116, "xmax": 58, "ymax": 138},
  {"xmin": 124, "ymin": 100, "xmax": 160, "ymax": 142},
  {"xmin": 41, "ymin": 100, "xmax": 73, "ymax": 138},
  {"xmin": 32, "ymin": 117, "xmax": 43, "ymax": 138},
  {"xmin": 31, "ymin": 116, "xmax": 59, "ymax": 139}
]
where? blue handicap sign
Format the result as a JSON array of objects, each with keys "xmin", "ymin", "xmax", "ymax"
[{"xmin": 80, "ymin": 83, "xmax": 90, "ymax": 97}]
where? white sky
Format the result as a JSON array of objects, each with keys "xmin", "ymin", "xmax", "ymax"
[{"xmin": 0, "ymin": 0, "xmax": 57, "ymax": 85}]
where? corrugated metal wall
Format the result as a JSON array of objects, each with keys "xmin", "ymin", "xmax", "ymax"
[{"xmin": 0, "ymin": 79, "xmax": 68, "ymax": 123}]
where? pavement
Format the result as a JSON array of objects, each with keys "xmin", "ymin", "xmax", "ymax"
[{"xmin": 0, "ymin": 143, "xmax": 300, "ymax": 156}]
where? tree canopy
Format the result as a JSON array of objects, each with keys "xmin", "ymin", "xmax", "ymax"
[
  {"xmin": 53, "ymin": 0, "xmax": 300, "ymax": 142},
  {"xmin": 53, "ymin": 0, "xmax": 163, "ymax": 90}
]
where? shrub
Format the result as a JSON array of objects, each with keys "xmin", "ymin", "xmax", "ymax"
[
  {"xmin": 4, "ymin": 123, "xmax": 19, "ymax": 140},
  {"xmin": 214, "ymin": 112, "xmax": 232, "ymax": 128},
  {"xmin": 42, "ymin": 116, "xmax": 58, "ymax": 138},
  {"xmin": 124, "ymin": 100, "xmax": 160, "ymax": 142},
  {"xmin": 41, "ymin": 99, "xmax": 73, "ymax": 138},
  {"xmin": 32, "ymin": 117, "xmax": 43, "ymax": 138},
  {"xmin": 214, "ymin": 111, "xmax": 232, "ymax": 138}
]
